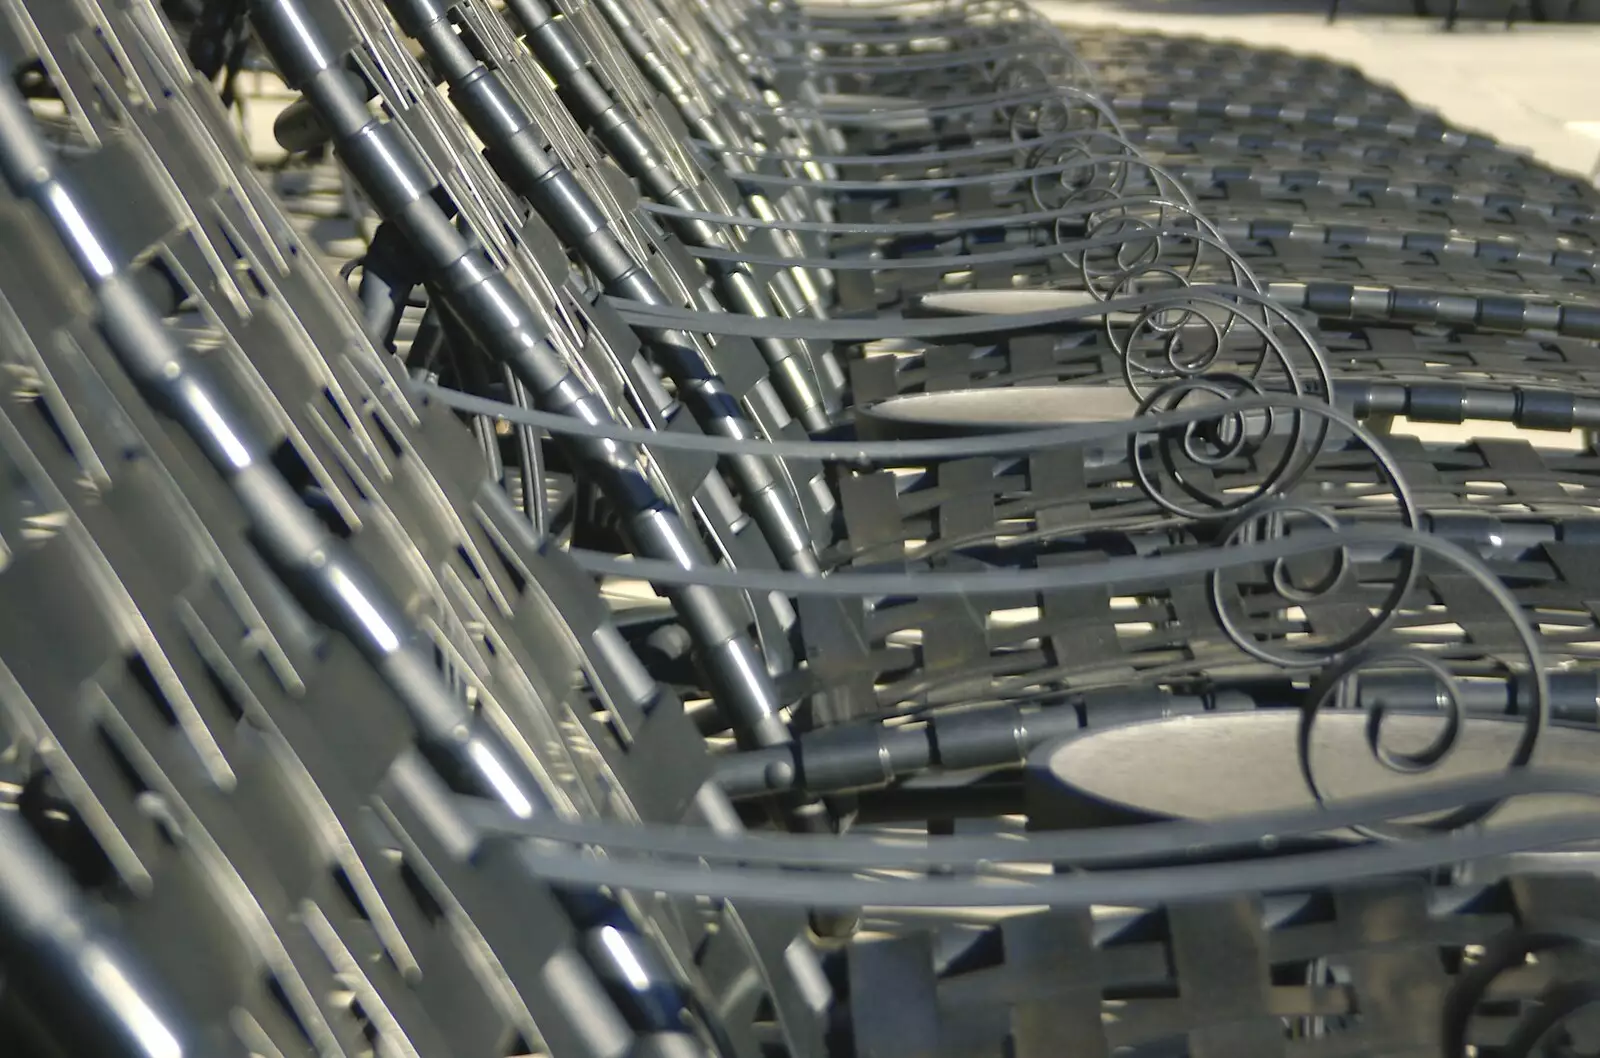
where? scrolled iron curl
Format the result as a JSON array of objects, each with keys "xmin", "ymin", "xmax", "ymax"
[
  {"xmin": 1136, "ymin": 388, "xmax": 1423, "ymax": 754},
  {"xmin": 989, "ymin": 51, "xmax": 1088, "ymax": 98},
  {"xmin": 1137, "ymin": 389, "xmax": 1537, "ymax": 835},
  {"xmin": 1030, "ymin": 164, "xmax": 1257, "ymax": 335},
  {"xmin": 1189, "ymin": 398, "xmax": 1416, "ymax": 658},
  {"xmin": 1081, "ymin": 223, "xmax": 1308, "ymax": 457},
  {"xmin": 1003, "ymin": 83, "xmax": 1119, "ymax": 142},
  {"xmin": 1113, "ymin": 284, "xmax": 1324, "ymax": 404},
  {"xmin": 1026, "ymin": 131, "xmax": 1143, "ymax": 213},
  {"xmin": 1128, "ymin": 375, "xmax": 1330, "ymax": 520},
  {"xmin": 1070, "ymin": 197, "xmax": 1254, "ymax": 300},
  {"xmin": 1025, "ymin": 130, "xmax": 1194, "ymax": 213},
  {"xmin": 1024, "ymin": 147, "xmax": 1230, "ymax": 300},
  {"xmin": 1208, "ymin": 500, "xmax": 1420, "ymax": 669},
  {"xmin": 1206, "ymin": 497, "xmax": 1547, "ymax": 838},
  {"xmin": 1444, "ymin": 922, "xmax": 1600, "ymax": 1058},
  {"xmin": 1024, "ymin": 179, "xmax": 1272, "ymax": 390}
]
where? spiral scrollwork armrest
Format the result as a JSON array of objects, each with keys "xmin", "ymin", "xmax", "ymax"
[
  {"xmin": 1446, "ymin": 922, "xmax": 1600, "ymax": 1058},
  {"xmin": 1206, "ymin": 495, "xmax": 1551, "ymax": 840}
]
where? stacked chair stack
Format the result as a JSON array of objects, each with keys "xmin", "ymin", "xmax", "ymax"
[{"xmin": 0, "ymin": 0, "xmax": 1597, "ymax": 1056}]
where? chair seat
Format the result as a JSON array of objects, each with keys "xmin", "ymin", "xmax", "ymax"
[{"xmin": 1028, "ymin": 710, "xmax": 1600, "ymax": 836}]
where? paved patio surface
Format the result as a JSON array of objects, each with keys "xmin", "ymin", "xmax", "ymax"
[
  {"xmin": 1039, "ymin": 0, "xmax": 1600, "ymax": 176},
  {"xmin": 1036, "ymin": 0, "xmax": 1600, "ymax": 443}
]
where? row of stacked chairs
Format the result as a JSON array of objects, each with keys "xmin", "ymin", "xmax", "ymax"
[{"xmin": 0, "ymin": 1, "xmax": 1596, "ymax": 1057}]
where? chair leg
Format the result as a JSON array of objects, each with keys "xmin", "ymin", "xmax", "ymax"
[{"xmin": 1326, "ymin": 0, "xmax": 1340, "ymax": 22}]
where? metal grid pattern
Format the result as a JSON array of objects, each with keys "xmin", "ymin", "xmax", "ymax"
[{"xmin": 0, "ymin": 2, "xmax": 1593, "ymax": 1057}]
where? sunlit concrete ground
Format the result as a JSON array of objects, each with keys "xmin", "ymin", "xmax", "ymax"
[
  {"xmin": 1034, "ymin": 0, "xmax": 1600, "ymax": 446},
  {"xmin": 1038, "ymin": 0, "xmax": 1600, "ymax": 176}
]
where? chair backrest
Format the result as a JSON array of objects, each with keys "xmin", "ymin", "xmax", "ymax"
[{"xmin": 0, "ymin": 6, "xmax": 830, "ymax": 1053}]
